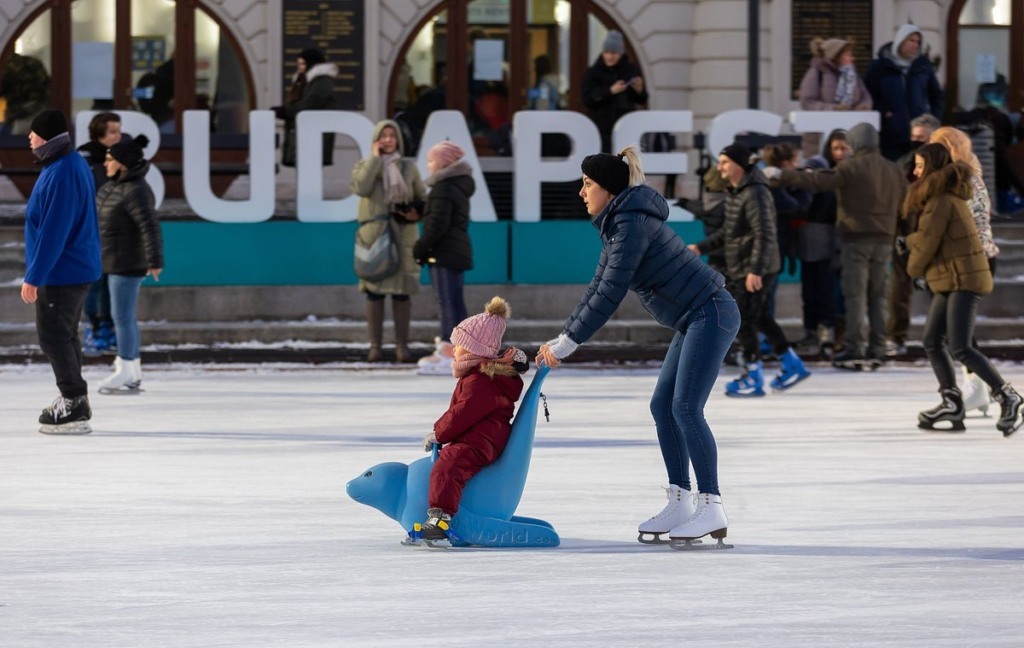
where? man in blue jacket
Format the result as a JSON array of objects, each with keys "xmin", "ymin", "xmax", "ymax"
[
  {"xmin": 21, "ymin": 109, "xmax": 102, "ymax": 435},
  {"xmin": 865, "ymin": 24, "xmax": 945, "ymax": 161}
]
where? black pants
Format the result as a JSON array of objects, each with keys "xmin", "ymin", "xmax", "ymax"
[
  {"xmin": 922, "ymin": 290, "xmax": 1004, "ymax": 391},
  {"xmin": 729, "ymin": 274, "xmax": 789, "ymax": 363},
  {"xmin": 35, "ymin": 283, "xmax": 91, "ymax": 398},
  {"xmin": 801, "ymin": 258, "xmax": 837, "ymax": 331}
]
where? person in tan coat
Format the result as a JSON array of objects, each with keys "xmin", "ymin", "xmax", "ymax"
[
  {"xmin": 351, "ymin": 120, "xmax": 427, "ymax": 362},
  {"xmin": 902, "ymin": 143, "xmax": 1021, "ymax": 436}
]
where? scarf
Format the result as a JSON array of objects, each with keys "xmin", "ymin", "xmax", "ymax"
[
  {"xmin": 834, "ymin": 64, "xmax": 857, "ymax": 107},
  {"xmin": 380, "ymin": 152, "xmax": 409, "ymax": 205},
  {"xmin": 452, "ymin": 346, "xmax": 520, "ymax": 378},
  {"xmin": 33, "ymin": 133, "xmax": 73, "ymax": 165}
]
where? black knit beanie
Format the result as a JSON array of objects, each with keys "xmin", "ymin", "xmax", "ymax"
[
  {"xmin": 108, "ymin": 134, "xmax": 149, "ymax": 169},
  {"xmin": 581, "ymin": 152, "xmax": 630, "ymax": 195},
  {"xmin": 720, "ymin": 143, "xmax": 753, "ymax": 171},
  {"xmin": 30, "ymin": 109, "xmax": 69, "ymax": 141},
  {"xmin": 299, "ymin": 48, "xmax": 326, "ymax": 68}
]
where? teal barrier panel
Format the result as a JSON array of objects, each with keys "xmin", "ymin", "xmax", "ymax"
[{"xmin": 157, "ymin": 221, "xmax": 510, "ymax": 286}]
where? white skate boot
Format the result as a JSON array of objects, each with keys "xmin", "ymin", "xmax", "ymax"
[
  {"xmin": 668, "ymin": 493, "xmax": 733, "ymax": 550},
  {"xmin": 960, "ymin": 366, "xmax": 991, "ymax": 416},
  {"xmin": 416, "ymin": 338, "xmax": 454, "ymax": 376},
  {"xmin": 98, "ymin": 357, "xmax": 142, "ymax": 394},
  {"xmin": 638, "ymin": 485, "xmax": 694, "ymax": 544}
]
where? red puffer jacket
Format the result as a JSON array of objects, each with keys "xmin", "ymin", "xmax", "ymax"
[{"xmin": 434, "ymin": 363, "xmax": 524, "ymax": 461}]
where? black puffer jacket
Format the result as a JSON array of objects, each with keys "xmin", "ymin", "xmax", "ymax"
[
  {"xmin": 96, "ymin": 162, "xmax": 163, "ymax": 276},
  {"xmin": 413, "ymin": 162, "xmax": 474, "ymax": 271},
  {"xmin": 694, "ymin": 167, "xmax": 781, "ymax": 280},
  {"xmin": 581, "ymin": 54, "xmax": 648, "ymax": 150}
]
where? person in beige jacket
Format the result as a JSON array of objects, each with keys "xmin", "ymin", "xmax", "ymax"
[
  {"xmin": 902, "ymin": 143, "xmax": 1021, "ymax": 436},
  {"xmin": 798, "ymin": 38, "xmax": 872, "ymax": 112},
  {"xmin": 351, "ymin": 120, "xmax": 427, "ymax": 362}
]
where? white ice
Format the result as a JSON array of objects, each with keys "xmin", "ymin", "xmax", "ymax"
[{"xmin": 2, "ymin": 362, "xmax": 1023, "ymax": 647}]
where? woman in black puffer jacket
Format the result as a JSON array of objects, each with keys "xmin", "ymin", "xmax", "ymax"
[
  {"xmin": 95, "ymin": 135, "xmax": 163, "ymax": 394},
  {"xmin": 413, "ymin": 141, "xmax": 475, "ymax": 375}
]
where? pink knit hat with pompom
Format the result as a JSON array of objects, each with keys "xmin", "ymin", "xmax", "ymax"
[
  {"xmin": 428, "ymin": 141, "xmax": 464, "ymax": 169},
  {"xmin": 450, "ymin": 296, "xmax": 510, "ymax": 358}
]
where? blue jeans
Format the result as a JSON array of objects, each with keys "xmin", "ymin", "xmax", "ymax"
[
  {"xmin": 650, "ymin": 288, "xmax": 740, "ymax": 495},
  {"xmin": 429, "ymin": 266, "xmax": 467, "ymax": 342},
  {"xmin": 108, "ymin": 275, "xmax": 145, "ymax": 360}
]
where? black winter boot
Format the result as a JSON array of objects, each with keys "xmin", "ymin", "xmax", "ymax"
[
  {"xmin": 992, "ymin": 383, "xmax": 1023, "ymax": 437},
  {"xmin": 918, "ymin": 388, "xmax": 966, "ymax": 432},
  {"xmin": 421, "ymin": 507, "xmax": 452, "ymax": 541}
]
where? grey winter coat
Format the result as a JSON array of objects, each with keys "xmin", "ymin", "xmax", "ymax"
[
  {"xmin": 281, "ymin": 62, "xmax": 338, "ymax": 166},
  {"xmin": 351, "ymin": 120, "xmax": 427, "ymax": 296},
  {"xmin": 562, "ymin": 185, "xmax": 725, "ymax": 346},
  {"xmin": 694, "ymin": 168, "xmax": 781, "ymax": 280},
  {"xmin": 96, "ymin": 161, "xmax": 163, "ymax": 276}
]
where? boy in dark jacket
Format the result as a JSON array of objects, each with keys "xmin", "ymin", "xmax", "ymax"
[
  {"xmin": 691, "ymin": 143, "xmax": 811, "ymax": 396},
  {"xmin": 420, "ymin": 297, "xmax": 529, "ymax": 543}
]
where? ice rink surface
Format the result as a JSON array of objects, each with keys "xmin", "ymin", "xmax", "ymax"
[{"xmin": 2, "ymin": 361, "xmax": 1022, "ymax": 647}]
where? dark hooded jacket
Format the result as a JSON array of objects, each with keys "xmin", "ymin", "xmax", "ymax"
[
  {"xmin": 581, "ymin": 53, "xmax": 648, "ymax": 151},
  {"xmin": 694, "ymin": 167, "xmax": 781, "ymax": 281},
  {"xmin": 562, "ymin": 184, "xmax": 724, "ymax": 346},
  {"xmin": 414, "ymin": 161, "xmax": 474, "ymax": 270},
  {"xmin": 865, "ymin": 41, "xmax": 944, "ymax": 160},
  {"xmin": 280, "ymin": 61, "xmax": 338, "ymax": 166},
  {"xmin": 95, "ymin": 161, "xmax": 163, "ymax": 276}
]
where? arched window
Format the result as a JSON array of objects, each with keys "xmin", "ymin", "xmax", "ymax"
[
  {"xmin": 1, "ymin": 0, "xmax": 255, "ymax": 136},
  {"xmin": 388, "ymin": 0, "xmax": 641, "ymax": 157},
  {"xmin": 946, "ymin": 0, "xmax": 1024, "ymax": 112}
]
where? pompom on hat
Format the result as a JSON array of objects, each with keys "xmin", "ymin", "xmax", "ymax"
[
  {"xmin": 108, "ymin": 134, "xmax": 150, "ymax": 169},
  {"xmin": 428, "ymin": 141, "xmax": 465, "ymax": 169},
  {"xmin": 30, "ymin": 109, "xmax": 69, "ymax": 141},
  {"xmin": 450, "ymin": 296, "xmax": 511, "ymax": 359}
]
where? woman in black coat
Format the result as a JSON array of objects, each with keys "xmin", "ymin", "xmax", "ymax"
[
  {"xmin": 413, "ymin": 141, "xmax": 475, "ymax": 375},
  {"xmin": 581, "ymin": 31, "xmax": 648, "ymax": 153},
  {"xmin": 95, "ymin": 135, "xmax": 163, "ymax": 394}
]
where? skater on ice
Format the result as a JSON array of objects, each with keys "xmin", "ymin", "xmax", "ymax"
[
  {"xmin": 536, "ymin": 146, "xmax": 739, "ymax": 548},
  {"xmin": 418, "ymin": 296, "xmax": 530, "ymax": 545},
  {"xmin": 690, "ymin": 142, "xmax": 811, "ymax": 396},
  {"xmin": 901, "ymin": 143, "xmax": 1022, "ymax": 436},
  {"xmin": 20, "ymin": 109, "xmax": 102, "ymax": 435},
  {"xmin": 95, "ymin": 134, "xmax": 163, "ymax": 395}
]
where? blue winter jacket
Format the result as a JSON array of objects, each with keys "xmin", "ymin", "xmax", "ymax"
[
  {"xmin": 864, "ymin": 44, "xmax": 944, "ymax": 160},
  {"xmin": 24, "ymin": 146, "xmax": 101, "ymax": 286},
  {"xmin": 562, "ymin": 185, "xmax": 725, "ymax": 345}
]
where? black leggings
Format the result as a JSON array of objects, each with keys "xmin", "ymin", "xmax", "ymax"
[
  {"xmin": 729, "ymin": 274, "xmax": 789, "ymax": 363},
  {"xmin": 922, "ymin": 290, "xmax": 1004, "ymax": 391}
]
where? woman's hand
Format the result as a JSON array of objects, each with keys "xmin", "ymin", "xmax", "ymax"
[
  {"xmin": 536, "ymin": 343, "xmax": 561, "ymax": 369},
  {"xmin": 371, "ymin": 141, "xmax": 381, "ymax": 157}
]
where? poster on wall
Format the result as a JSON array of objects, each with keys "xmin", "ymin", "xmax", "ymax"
[
  {"xmin": 790, "ymin": 0, "xmax": 873, "ymax": 101},
  {"xmin": 282, "ymin": 0, "xmax": 365, "ymax": 111}
]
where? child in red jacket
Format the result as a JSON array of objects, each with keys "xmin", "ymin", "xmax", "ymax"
[{"xmin": 421, "ymin": 296, "xmax": 529, "ymax": 541}]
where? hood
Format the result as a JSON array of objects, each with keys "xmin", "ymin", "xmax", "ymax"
[
  {"xmin": 810, "ymin": 57, "xmax": 838, "ymax": 74},
  {"xmin": 305, "ymin": 61, "xmax": 338, "ymax": 83},
  {"xmin": 847, "ymin": 123, "xmax": 879, "ymax": 153},
  {"xmin": 593, "ymin": 184, "xmax": 668, "ymax": 232},
  {"xmin": 733, "ymin": 166, "xmax": 770, "ymax": 193},
  {"xmin": 893, "ymin": 24, "xmax": 922, "ymax": 53},
  {"xmin": 427, "ymin": 160, "xmax": 474, "ymax": 188},
  {"xmin": 117, "ymin": 160, "xmax": 151, "ymax": 183},
  {"xmin": 945, "ymin": 161, "xmax": 974, "ymax": 202},
  {"xmin": 372, "ymin": 119, "xmax": 405, "ymax": 156}
]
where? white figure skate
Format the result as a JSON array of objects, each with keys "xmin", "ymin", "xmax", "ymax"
[
  {"xmin": 669, "ymin": 493, "xmax": 733, "ymax": 550},
  {"xmin": 638, "ymin": 485, "xmax": 694, "ymax": 544}
]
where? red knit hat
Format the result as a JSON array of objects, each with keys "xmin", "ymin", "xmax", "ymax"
[
  {"xmin": 450, "ymin": 296, "xmax": 510, "ymax": 358},
  {"xmin": 428, "ymin": 141, "xmax": 464, "ymax": 169}
]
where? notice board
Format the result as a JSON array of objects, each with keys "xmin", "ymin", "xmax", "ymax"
[{"xmin": 282, "ymin": 0, "xmax": 365, "ymax": 111}]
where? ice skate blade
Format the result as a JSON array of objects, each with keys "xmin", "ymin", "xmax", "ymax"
[
  {"xmin": 638, "ymin": 532, "xmax": 700, "ymax": 545},
  {"xmin": 917, "ymin": 420, "xmax": 966, "ymax": 433},
  {"xmin": 39, "ymin": 421, "xmax": 92, "ymax": 435},
  {"xmin": 98, "ymin": 385, "xmax": 143, "ymax": 395},
  {"xmin": 401, "ymin": 537, "xmax": 424, "ymax": 547},
  {"xmin": 669, "ymin": 538, "xmax": 733, "ymax": 551},
  {"xmin": 771, "ymin": 373, "xmax": 811, "ymax": 391},
  {"xmin": 724, "ymin": 390, "xmax": 765, "ymax": 398},
  {"xmin": 423, "ymin": 538, "xmax": 453, "ymax": 549}
]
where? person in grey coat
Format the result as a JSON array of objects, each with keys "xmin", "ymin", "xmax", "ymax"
[{"xmin": 538, "ymin": 146, "xmax": 739, "ymax": 548}]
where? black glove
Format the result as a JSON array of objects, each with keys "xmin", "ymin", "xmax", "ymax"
[
  {"xmin": 912, "ymin": 277, "xmax": 928, "ymax": 292},
  {"xmin": 894, "ymin": 236, "xmax": 908, "ymax": 257}
]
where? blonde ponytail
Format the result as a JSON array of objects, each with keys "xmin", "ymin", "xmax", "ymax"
[{"xmin": 617, "ymin": 145, "xmax": 646, "ymax": 188}]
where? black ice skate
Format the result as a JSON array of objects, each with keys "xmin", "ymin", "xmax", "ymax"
[
  {"xmin": 992, "ymin": 383, "xmax": 1023, "ymax": 437},
  {"xmin": 419, "ymin": 508, "xmax": 453, "ymax": 548},
  {"xmin": 832, "ymin": 350, "xmax": 882, "ymax": 372},
  {"xmin": 918, "ymin": 388, "xmax": 965, "ymax": 432},
  {"xmin": 38, "ymin": 395, "xmax": 92, "ymax": 435}
]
